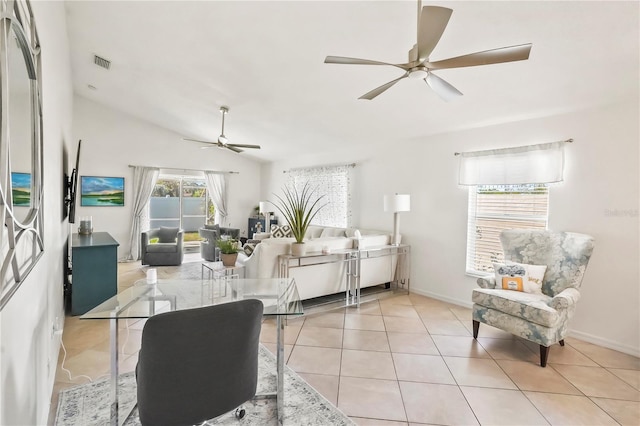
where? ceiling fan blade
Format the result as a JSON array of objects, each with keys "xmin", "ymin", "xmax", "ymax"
[
  {"xmin": 183, "ymin": 137, "xmax": 216, "ymax": 144},
  {"xmin": 325, "ymin": 56, "xmax": 411, "ymax": 70},
  {"xmin": 359, "ymin": 74, "xmax": 408, "ymax": 100},
  {"xmin": 427, "ymin": 43, "xmax": 532, "ymax": 70},
  {"xmin": 425, "ymin": 73, "xmax": 463, "ymax": 102},
  {"xmin": 227, "ymin": 143, "xmax": 261, "ymax": 149},
  {"xmin": 199, "ymin": 145, "xmax": 217, "ymax": 150},
  {"xmin": 226, "ymin": 145, "xmax": 243, "ymax": 153},
  {"xmin": 417, "ymin": 6, "xmax": 453, "ymax": 62}
]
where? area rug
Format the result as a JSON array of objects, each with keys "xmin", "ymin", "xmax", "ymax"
[{"xmin": 55, "ymin": 345, "xmax": 354, "ymax": 425}]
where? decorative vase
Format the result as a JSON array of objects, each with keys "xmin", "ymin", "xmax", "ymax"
[
  {"xmin": 221, "ymin": 252, "xmax": 238, "ymax": 267},
  {"xmin": 291, "ymin": 242, "xmax": 306, "ymax": 257}
]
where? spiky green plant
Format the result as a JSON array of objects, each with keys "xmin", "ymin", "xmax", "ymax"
[{"xmin": 272, "ymin": 182, "xmax": 326, "ymax": 243}]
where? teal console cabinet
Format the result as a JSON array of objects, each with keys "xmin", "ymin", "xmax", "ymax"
[{"xmin": 71, "ymin": 232, "xmax": 119, "ymax": 315}]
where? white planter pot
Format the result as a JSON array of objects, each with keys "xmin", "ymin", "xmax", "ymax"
[{"xmin": 291, "ymin": 242, "xmax": 306, "ymax": 257}]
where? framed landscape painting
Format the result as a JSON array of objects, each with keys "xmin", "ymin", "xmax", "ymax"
[
  {"xmin": 11, "ymin": 172, "xmax": 31, "ymax": 207},
  {"xmin": 81, "ymin": 176, "xmax": 125, "ymax": 206}
]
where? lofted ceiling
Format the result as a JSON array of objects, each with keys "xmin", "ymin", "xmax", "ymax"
[{"xmin": 64, "ymin": 1, "xmax": 639, "ymax": 163}]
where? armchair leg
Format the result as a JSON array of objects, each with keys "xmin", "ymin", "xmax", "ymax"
[
  {"xmin": 559, "ymin": 339, "xmax": 565, "ymax": 347},
  {"xmin": 539, "ymin": 345, "xmax": 549, "ymax": 367},
  {"xmin": 472, "ymin": 320, "xmax": 479, "ymax": 339}
]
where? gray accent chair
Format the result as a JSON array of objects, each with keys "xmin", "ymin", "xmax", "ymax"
[
  {"xmin": 472, "ymin": 229, "xmax": 595, "ymax": 367},
  {"xmin": 136, "ymin": 299, "xmax": 264, "ymax": 425},
  {"xmin": 199, "ymin": 224, "xmax": 241, "ymax": 261},
  {"xmin": 141, "ymin": 227, "xmax": 184, "ymax": 266}
]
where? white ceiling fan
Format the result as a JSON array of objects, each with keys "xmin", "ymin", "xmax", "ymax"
[
  {"xmin": 183, "ymin": 106, "xmax": 261, "ymax": 153},
  {"xmin": 324, "ymin": 1, "xmax": 532, "ymax": 101}
]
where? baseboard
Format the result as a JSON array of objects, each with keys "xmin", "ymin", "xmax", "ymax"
[
  {"xmin": 567, "ymin": 329, "xmax": 640, "ymax": 358},
  {"xmin": 411, "ymin": 289, "xmax": 640, "ymax": 358},
  {"xmin": 410, "ymin": 288, "xmax": 473, "ymax": 309}
]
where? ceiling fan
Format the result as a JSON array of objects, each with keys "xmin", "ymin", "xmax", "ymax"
[
  {"xmin": 183, "ymin": 106, "xmax": 261, "ymax": 153},
  {"xmin": 324, "ymin": 1, "xmax": 532, "ymax": 101}
]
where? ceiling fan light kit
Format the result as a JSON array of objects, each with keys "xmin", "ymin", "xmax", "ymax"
[
  {"xmin": 183, "ymin": 106, "xmax": 261, "ymax": 153},
  {"xmin": 325, "ymin": 2, "xmax": 532, "ymax": 101}
]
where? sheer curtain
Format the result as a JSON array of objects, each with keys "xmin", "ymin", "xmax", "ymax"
[
  {"xmin": 126, "ymin": 166, "xmax": 159, "ymax": 260},
  {"xmin": 204, "ymin": 171, "xmax": 228, "ymax": 226},
  {"xmin": 288, "ymin": 164, "xmax": 353, "ymax": 228},
  {"xmin": 458, "ymin": 141, "xmax": 566, "ymax": 185}
]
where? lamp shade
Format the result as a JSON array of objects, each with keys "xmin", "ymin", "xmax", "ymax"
[
  {"xmin": 383, "ymin": 194, "xmax": 411, "ymax": 213},
  {"xmin": 259, "ymin": 201, "xmax": 269, "ymax": 214}
]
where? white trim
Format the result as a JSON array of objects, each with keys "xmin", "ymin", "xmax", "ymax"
[
  {"xmin": 567, "ymin": 329, "xmax": 640, "ymax": 358},
  {"xmin": 410, "ymin": 289, "xmax": 640, "ymax": 357}
]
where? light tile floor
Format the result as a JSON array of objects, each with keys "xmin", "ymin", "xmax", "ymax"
[{"xmin": 49, "ymin": 258, "xmax": 640, "ymax": 425}]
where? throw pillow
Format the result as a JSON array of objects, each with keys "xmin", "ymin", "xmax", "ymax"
[
  {"xmin": 494, "ymin": 263, "xmax": 528, "ymax": 292},
  {"xmin": 270, "ymin": 224, "xmax": 292, "ymax": 238},
  {"xmin": 243, "ymin": 242, "xmax": 257, "ymax": 256},
  {"xmin": 509, "ymin": 262, "xmax": 547, "ymax": 294},
  {"xmin": 157, "ymin": 227, "xmax": 179, "ymax": 243},
  {"xmin": 493, "ymin": 262, "xmax": 547, "ymax": 294}
]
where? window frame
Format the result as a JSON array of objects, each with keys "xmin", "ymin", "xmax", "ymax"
[{"xmin": 465, "ymin": 183, "xmax": 549, "ymax": 277}]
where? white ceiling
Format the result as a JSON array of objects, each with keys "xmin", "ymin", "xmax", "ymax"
[{"xmin": 64, "ymin": 1, "xmax": 639, "ymax": 163}]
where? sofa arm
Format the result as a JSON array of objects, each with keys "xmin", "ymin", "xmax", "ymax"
[
  {"xmin": 477, "ymin": 276, "xmax": 496, "ymax": 289},
  {"xmin": 176, "ymin": 230, "xmax": 184, "ymax": 250},
  {"xmin": 548, "ymin": 287, "xmax": 581, "ymax": 310}
]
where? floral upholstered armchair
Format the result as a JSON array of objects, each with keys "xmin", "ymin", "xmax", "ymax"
[{"xmin": 472, "ymin": 229, "xmax": 595, "ymax": 367}]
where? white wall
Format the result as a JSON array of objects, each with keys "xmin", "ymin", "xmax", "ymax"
[
  {"xmin": 0, "ymin": 1, "xmax": 74, "ymax": 424},
  {"xmin": 72, "ymin": 96, "xmax": 263, "ymax": 258},
  {"xmin": 262, "ymin": 100, "xmax": 640, "ymax": 356}
]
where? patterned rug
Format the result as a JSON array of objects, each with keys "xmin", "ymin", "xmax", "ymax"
[{"xmin": 55, "ymin": 345, "xmax": 354, "ymax": 425}]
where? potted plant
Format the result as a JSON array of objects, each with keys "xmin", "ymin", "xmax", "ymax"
[
  {"xmin": 216, "ymin": 238, "xmax": 241, "ymax": 266},
  {"xmin": 272, "ymin": 182, "xmax": 326, "ymax": 256}
]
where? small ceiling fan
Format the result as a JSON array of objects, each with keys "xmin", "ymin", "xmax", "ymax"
[
  {"xmin": 324, "ymin": 1, "xmax": 532, "ymax": 101},
  {"xmin": 183, "ymin": 106, "xmax": 261, "ymax": 153}
]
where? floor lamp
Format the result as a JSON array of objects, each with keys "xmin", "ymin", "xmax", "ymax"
[
  {"xmin": 384, "ymin": 194, "xmax": 411, "ymax": 246},
  {"xmin": 259, "ymin": 201, "xmax": 271, "ymax": 234}
]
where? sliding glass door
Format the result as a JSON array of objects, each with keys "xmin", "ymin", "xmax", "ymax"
[{"xmin": 149, "ymin": 176, "xmax": 214, "ymax": 249}]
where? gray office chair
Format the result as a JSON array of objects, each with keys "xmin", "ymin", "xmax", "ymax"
[{"xmin": 136, "ymin": 299, "xmax": 264, "ymax": 425}]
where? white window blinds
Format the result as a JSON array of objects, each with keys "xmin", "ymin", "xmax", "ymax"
[
  {"xmin": 466, "ymin": 184, "xmax": 549, "ymax": 275},
  {"xmin": 458, "ymin": 141, "xmax": 566, "ymax": 185}
]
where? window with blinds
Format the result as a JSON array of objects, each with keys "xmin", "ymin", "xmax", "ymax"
[{"xmin": 466, "ymin": 183, "xmax": 549, "ymax": 275}]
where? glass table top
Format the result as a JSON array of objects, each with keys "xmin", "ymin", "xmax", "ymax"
[{"xmin": 80, "ymin": 277, "xmax": 303, "ymax": 320}]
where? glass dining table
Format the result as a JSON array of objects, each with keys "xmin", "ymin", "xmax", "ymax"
[{"xmin": 80, "ymin": 277, "xmax": 303, "ymax": 425}]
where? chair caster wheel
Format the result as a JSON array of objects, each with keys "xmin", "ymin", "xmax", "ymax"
[{"xmin": 235, "ymin": 408, "xmax": 246, "ymax": 419}]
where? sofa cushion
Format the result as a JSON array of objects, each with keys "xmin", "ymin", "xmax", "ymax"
[
  {"xmin": 157, "ymin": 227, "xmax": 179, "ymax": 243},
  {"xmin": 146, "ymin": 243, "xmax": 178, "ymax": 253},
  {"xmin": 306, "ymin": 226, "xmax": 324, "ymax": 239},
  {"xmin": 472, "ymin": 288, "xmax": 558, "ymax": 328},
  {"xmin": 320, "ymin": 227, "xmax": 346, "ymax": 238},
  {"xmin": 358, "ymin": 234, "xmax": 390, "ymax": 249}
]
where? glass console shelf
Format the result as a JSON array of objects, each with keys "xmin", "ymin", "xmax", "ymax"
[{"xmin": 278, "ymin": 244, "xmax": 411, "ymax": 307}]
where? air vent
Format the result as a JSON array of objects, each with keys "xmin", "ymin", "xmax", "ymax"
[{"xmin": 93, "ymin": 55, "xmax": 111, "ymax": 70}]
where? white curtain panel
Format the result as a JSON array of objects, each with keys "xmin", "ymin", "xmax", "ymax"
[
  {"xmin": 288, "ymin": 165, "xmax": 353, "ymax": 228},
  {"xmin": 458, "ymin": 141, "xmax": 566, "ymax": 185},
  {"xmin": 126, "ymin": 166, "xmax": 159, "ymax": 260},
  {"xmin": 204, "ymin": 171, "xmax": 228, "ymax": 226}
]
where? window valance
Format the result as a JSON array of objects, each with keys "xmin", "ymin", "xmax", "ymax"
[{"xmin": 457, "ymin": 140, "xmax": 569, "ymax": 186}]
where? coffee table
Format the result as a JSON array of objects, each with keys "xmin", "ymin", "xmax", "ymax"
[{"xmin": 81, "ymin": 277, "xmax": 302, "ymax": 425}]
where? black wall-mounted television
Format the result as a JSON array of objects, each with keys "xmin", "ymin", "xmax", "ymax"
[{"xmin": 66, "ymin": 140, "xmax": 82, "ymax": 223}]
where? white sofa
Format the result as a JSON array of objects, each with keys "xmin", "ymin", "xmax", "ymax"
[{"xmin": 237, "ymin": 225, "xmax": 400, "ymax": 300}]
